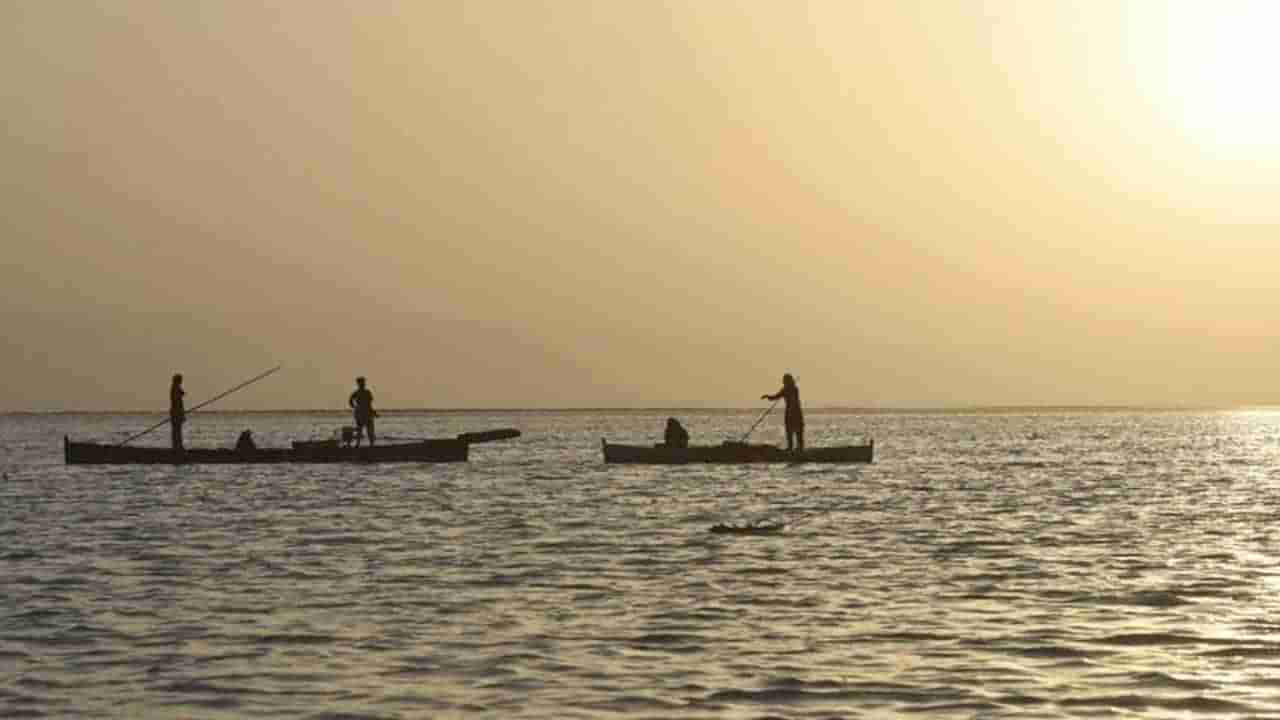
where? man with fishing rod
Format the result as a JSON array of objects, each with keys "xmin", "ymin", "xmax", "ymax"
[{"xmin": 113, "ymin": 366, "xmax": 282, "ymax": 450}]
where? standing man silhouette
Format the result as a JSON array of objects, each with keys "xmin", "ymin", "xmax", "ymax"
[
  {"xmin": 170, "ymin": 373, "xmax": 186, "ymax": 450},
  {"xmin": 762, "ymin": 373, "xmax": 804, "ymax": 452},
  {"xmin": 349, "ymin": 376, "xmax": 377, "ymax": 447}
]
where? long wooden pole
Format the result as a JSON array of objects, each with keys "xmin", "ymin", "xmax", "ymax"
[
  {"xmin": 118, "ymin": 364, "xmax": 283, "ymax": 446},
  {"xmin": 739, "ymin": 398, "xmax": 780, "ymax": 443}
]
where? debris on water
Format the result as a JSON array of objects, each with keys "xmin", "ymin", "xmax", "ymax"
[{"xmin": 709, "ymin": 522, "xmax": 785, "ymax": 535}]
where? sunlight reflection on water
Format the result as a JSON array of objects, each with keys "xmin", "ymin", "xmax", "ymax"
[{"xmin": 2, "ymin": 409, "xmax": 1279, "ymax": 718}]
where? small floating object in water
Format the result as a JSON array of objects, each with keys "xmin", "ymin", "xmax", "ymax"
[{"xmin": 709, "ymin": 522, "xmax": 785, "ymax": 535}]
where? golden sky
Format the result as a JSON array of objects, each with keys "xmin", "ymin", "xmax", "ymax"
[{"xmin": 2, "ymin": 1, "xmax": 1277, "ymax": 409}]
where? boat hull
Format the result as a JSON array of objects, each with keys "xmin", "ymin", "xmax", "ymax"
[
  {"xmin": 65, "ymin": 437, "xmax": 469, "ymax": 465},
  {"xmin": 601, "ymin": 439, "xmax": 873, "ymax": 464}
]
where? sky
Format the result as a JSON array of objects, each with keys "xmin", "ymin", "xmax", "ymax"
[{"xmin": 2, "ymin": 1, "xmax": 1278, "ymax": 410}]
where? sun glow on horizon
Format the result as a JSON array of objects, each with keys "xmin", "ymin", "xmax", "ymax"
[{"xmin": 1137, "ymin": 2, "xmax": 1280, "ymax": 160}]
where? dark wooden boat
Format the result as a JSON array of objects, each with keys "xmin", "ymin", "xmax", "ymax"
[
  {"xmin": 64, "ymin": 428, "xmax": 519, "ymax": 465},
  {"xmin": 601, "ymin": 438, "xmax": 873, "ymax": 465}
]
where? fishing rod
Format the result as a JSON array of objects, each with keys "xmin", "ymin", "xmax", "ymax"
[{"xmin": 118, "ymin": 364, "xmax": 283, "ymax": 446}]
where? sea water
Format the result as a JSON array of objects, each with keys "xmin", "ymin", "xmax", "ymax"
[{"xmin": 3, "ymin": 408, "xmax": 1280, "ymax": 719}]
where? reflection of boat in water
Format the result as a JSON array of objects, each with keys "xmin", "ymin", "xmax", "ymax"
[
  {"xmin": 64, "ymin": 429, "xmax": 519, "ymax": 465},
  {"xmin": 601, "ymin": 439, "xmax": 873, "ymax": 465}
]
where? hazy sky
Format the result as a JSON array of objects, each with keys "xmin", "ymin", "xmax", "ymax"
[{"xmin": 3, "ymin": 1, "xmax": 1277, "ymax": 410}]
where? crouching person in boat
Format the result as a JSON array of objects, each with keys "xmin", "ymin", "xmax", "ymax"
[
  {"xmin": 762, "ymin": 373, "xmax": 804, "ymax": 452},
  {"xmin": 662, "ymin": 417, "xmax": 689, "ymax": 448},
  {"xmin": 235, "ymin": 429, "xmax": 256, "ymax": 452}
]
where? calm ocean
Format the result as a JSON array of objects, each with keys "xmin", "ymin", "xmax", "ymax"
[{"xmin": 3, "ymin": 408, "xmax": 1280, "ymax": 719}]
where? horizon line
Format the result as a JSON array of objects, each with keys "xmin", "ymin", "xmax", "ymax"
[{"xmin": 4, "ymin": 404, "xmax": 1279, "ymax": 416}]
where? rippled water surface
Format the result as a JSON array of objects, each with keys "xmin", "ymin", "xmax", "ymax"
[{"xmin": 4, "ymin": 408, "xmax": 1280, "ymax": 718}]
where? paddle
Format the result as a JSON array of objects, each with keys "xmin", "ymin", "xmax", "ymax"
[
  {"xmin": 117, "ymin": 365, "xmax": 283, "ymax": 446},
  {"xmin": 456, "ymin": 428, "xmax": 521, "ymax": 444}
]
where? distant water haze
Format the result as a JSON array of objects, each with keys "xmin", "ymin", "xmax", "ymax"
[{"xmin": 3, "ymin": 2, "xmax": 1278, "ymax": 411}]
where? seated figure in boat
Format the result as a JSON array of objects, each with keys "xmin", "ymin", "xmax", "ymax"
[
  {"xmin": 662, "ymin": 417, "xmax": 689, "ymax": 448},
  {"xmin": 340, "ymin": 426, "xmax": 358, "ymax": 447},
  {"xmin": 235, "ymin": 429, "xmax": 256, "ymax": 452}
]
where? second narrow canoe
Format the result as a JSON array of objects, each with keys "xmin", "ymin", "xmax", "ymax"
[{"xmin": 601, "ymin": 438, "xmax": 873, "ymax": 464}]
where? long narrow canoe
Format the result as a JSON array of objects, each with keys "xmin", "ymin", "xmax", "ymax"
[
  {"xmin": 601, "ymin": 438, "xmax": 873, "ymax": 465},
  {"xmin": 65, "ymin": 428, "xmax": 519, "ymax": 465}
]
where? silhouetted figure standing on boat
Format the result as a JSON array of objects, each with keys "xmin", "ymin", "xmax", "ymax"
[
  {"xmin": 348, "ymin": 376, "xmax": 377, "ymax": 447},
  {"xmin": 169, "ymin": 373, "xmax": 185, "ymax": 450},
  {"xmin": 762, "ymin": 373, "xmax": 804, "ymax": 452}
]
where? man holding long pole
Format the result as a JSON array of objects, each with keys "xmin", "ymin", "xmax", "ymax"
[
  {"xmin": 113, "ymin": 365, "xmax": 280, "ymax": 448},
  {"xmin": 169, "ymin": 373, "xmax": 186, "ymax": 450},
  {"xmin": 761, "ymin": 373, "xmax": 804, "ymax": 453}
]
